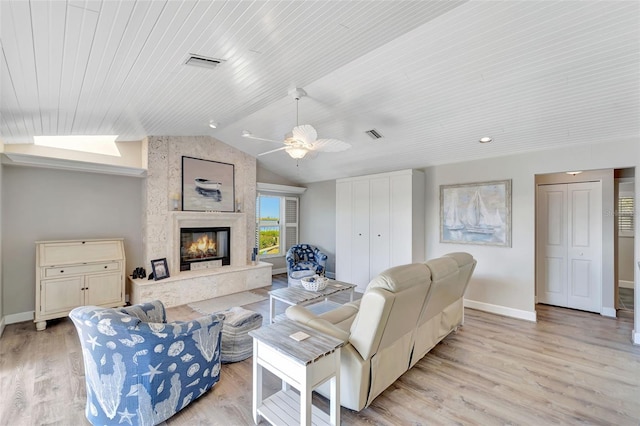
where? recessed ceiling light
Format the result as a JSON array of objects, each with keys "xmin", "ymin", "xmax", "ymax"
[
  {"xmin": 566, "ymin": 171, "xmax": 583, "ymax": 176},
  {"xmin": 479, "ymin": 137, "xmax": 493, "ymax": 143},
  {"xmin": 209, "ymin": 121, "xmax": 218, "ymax": 129},
  {"xmin": 241, "ymin": 130, "xmax": 252, "ymax": 137}
]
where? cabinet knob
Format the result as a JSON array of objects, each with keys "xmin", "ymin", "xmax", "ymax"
[
  {"xmin": 378, "ymin": 234, "xmax": 381, "ymax": 237},
  {"xmin": 104, "ymin": 265, "xmax": 108, "ymax": 268},
  {"xmin": 60, "ymin": 270, "xmax": 64, "ymax": 273},
  {"xmin": 358, "ymin": 233, "xmax": 362, "ymax": 236}
]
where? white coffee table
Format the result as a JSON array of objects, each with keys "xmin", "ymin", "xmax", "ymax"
[
  {"xmin": 268, "ymin": 280, "xmax": 356, "ymax": 323},
  {"xmin": 250, "ymin": 319, "xmax": 343, "ymax": 426}
]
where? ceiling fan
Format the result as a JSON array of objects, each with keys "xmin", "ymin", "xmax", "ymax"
[{"xmin": 241, "ymin": 88, "xmax": 351, "ymax": 159}]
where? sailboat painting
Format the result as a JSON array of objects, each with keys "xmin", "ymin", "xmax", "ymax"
[{"xmin": 440, "ymin": 180, "xmax": 511, "ymax": 247}]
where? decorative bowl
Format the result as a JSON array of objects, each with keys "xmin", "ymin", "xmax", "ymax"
[{"xmin": 301, "ymin": 275, "xmax": 328, "ymax": 292}]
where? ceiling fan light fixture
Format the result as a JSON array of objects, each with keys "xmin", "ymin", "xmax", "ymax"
[
  {"xmin": 479, "ymin": 137, "xmax": 493, "ymax": 143},
  {"xmin": 209, "ymin": 120, "xmax": 218, "ymax": 129},
  {"xmin": 285, "ymin": 146, "xmax": 308, "ymax": 159}
]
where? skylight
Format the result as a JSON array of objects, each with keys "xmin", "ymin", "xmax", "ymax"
[{"xmin": 33, "ymin": 135, "xmax": 121, "ymax": 157}]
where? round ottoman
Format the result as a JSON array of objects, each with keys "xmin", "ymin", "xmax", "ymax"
[
  {"xmin": 288, "ymin": 270, "xmax": 316, "ymax": 288},
  {"xmin": 220, "ymin": 306, "xmax": 263, "ymax": 363}
]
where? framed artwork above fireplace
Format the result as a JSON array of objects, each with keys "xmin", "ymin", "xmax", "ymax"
[{"xmin": 182, "ymin": 156, "xmax": 235, "ymax": 212}]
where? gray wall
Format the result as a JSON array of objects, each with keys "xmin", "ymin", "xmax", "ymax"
[
  {"xmin": 300, "ymin": 180, "xmax": 336, "ymax": 275},
  {"xmin": 2, "ymin": 166, "xmax": 144, "ymax": 316}
]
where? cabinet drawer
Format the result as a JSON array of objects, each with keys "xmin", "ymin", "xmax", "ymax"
[
  {"xmin": 39, "ymin": 240, "xmax": 124, "ymax": 266},
  {"xmin": 44, "ymin": 262, "xmax": 120, "ymax": 278}
]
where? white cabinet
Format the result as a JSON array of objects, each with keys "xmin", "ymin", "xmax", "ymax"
[
  {"xmin": 35, "ymin": 238, "xmax": 126, "ymax": 330},
  {"xmin": 336, "ymin": 169, "xmax": 425, "ymax": 291}
]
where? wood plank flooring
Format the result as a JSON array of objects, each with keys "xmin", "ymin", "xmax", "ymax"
[{"xmin": 1, "ymin": 274, "xmax": 639, "ymax": 425}]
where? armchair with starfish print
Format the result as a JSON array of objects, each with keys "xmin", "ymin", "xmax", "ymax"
[{"xmin": 69, "ymin": 300, "xmax": 223, "ymax": 426}]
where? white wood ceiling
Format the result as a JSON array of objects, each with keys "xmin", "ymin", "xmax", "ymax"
[{"xmin": 1, "ymin": 0, "xmax": 638, "ymax": 184}]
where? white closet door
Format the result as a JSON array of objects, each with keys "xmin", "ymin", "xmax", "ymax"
[
  {"xmin": 336, "ymin": 182, "xmax": 353, "ymax": 283},
  {"xmin": 369, "ymin": 176, "xmax": 390, "ymax": 280},
  {"xmin": 537, "ymin": 184, "xmax": 569, "ymax": 306},
  {"xmin": 390, "ymin": 173, "xmax": 413, "ymax": 266},
  {"xmin": 536, "ymin": 182, "xmax": 602, "ymax": 313},
  {"xmin": 352, "ymin": 180, "xmax": 371, "ymax": 290},
  {"xmin": 567, "ymin": 182, "xmax": 602, "ymax": 312}
]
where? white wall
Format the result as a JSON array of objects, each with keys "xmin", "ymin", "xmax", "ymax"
[
  {"xmin": 300, "ymin": 180, "xmax": 336, "ymax": 275},
  {"xmin": 424, "ymin": 139, "xmax": 638, "ymax": 321},
  {"xmin": 2, "ymin": 166, "xmax": 144, "ymax": 317}
]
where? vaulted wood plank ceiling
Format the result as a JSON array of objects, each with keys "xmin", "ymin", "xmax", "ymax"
[{"xmin": 1, "ymin": 0, "xmax": 638, "ymax": 183}]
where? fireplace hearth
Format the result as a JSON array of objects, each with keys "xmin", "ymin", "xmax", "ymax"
[{"xmin": 180, "ymin": 227, "xmax": 230, "ymax": 271}]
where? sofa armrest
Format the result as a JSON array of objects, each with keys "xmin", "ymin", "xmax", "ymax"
[{"xmin": 286, "ymin": 305, "xmax": 350, "ymax": 342}]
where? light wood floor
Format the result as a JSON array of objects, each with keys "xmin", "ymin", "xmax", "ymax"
[{"xmin": 1, "ymin": 274, "xmax": 639, "ymax": 425}]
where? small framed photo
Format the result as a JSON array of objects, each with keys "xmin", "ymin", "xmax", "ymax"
[{"xmin": 151, "ymin": 258, "xmax": 170, "ymax": 281}]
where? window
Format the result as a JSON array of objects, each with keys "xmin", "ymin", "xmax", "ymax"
[
  {"xmin": 618, "ymin": 192, "xmax": 635, "ymax": 237},
  {"xmin": 256, "ymin": 195, "xmax": 298, "ymax": 257}
]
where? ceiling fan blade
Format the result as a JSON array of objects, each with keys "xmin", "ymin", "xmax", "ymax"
[
  {"xmin": 243, "ymin": 134, "xmax": 282, "ymax": 143},
  {"xmin": 311, "ymin": 138, "xmax": 351, "ymax": 152},
  {"xmin": 257, "ymin": 146, "xmax": 287, "ymax": 156},
  {"xmin": 292, "ymin": 124, "xmax": 317, "ymax": 145}
]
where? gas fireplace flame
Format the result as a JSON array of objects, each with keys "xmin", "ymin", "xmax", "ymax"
[{"xmin": 187, "ymin": 235, "xmax": 217, "ymax": 257}]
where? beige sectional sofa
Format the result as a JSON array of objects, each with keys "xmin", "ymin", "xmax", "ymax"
[{"xmin": 285, "ymin": 252, "xmax": 476, "ymax": 411}]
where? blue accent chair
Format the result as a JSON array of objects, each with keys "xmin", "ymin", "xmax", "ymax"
[
  {"xmin": 286, "ymin": 244, "xmax": 328, "ymax": 286},
  {"xmin": 69, "ymin": 300, "xmax": 223, "ymax": 426}
]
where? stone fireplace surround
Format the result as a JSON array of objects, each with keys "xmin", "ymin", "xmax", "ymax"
[{"xmin": 130, "ymin": 136, "xmax": 272, "ymax": 307}]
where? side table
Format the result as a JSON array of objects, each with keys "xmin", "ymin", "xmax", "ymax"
[{"xmin": 249, "ymin": 320, "xmax": 344, "ymax": 426}]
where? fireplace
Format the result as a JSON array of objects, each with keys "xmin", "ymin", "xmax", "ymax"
[{"xmin": 180, "ymin": 227, "xmax": 231, "ymax": 271}]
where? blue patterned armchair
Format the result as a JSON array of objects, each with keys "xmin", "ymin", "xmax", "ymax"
[
  {"xmin": 286, "ymin": 244, "xmax": 328, "ymax": 285},
  {"xmin": 69, "ymin": 300, "xmax": 223, "ymax": 426}
]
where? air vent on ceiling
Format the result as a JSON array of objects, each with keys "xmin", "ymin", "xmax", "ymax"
[
  {"xmin": 184, "ymin": 54, "xmax": 225, "ymax": 69},
  {"xmin": 365, "ymin": 129, "xmax": 383, "ymax": 140}
]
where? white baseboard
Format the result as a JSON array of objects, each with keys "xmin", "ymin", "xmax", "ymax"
[
  {"xmin": 601, "ymin": 307, "xmax": 617, "ymax": 318},
  {"xmin": 326, "ymin": 271, "xmax": 335, "ymax": 279},
  {"xmin": 464, "ymin": 299, "xmax": 537, "ymax": 322},
  {"xmin": 619, "ymin": 280, "xmax": 635, "ymax": 289},
  {"xmin": 0, "ymin": 316, "xmax": 5, "ymax": 337},
  {"xmin": 633, "ymin": 330, "xmax": 640, "ymax": 346},
  {"xmin": 5, "ymin": 311, "xmax": 34, "ymax": 325}
]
